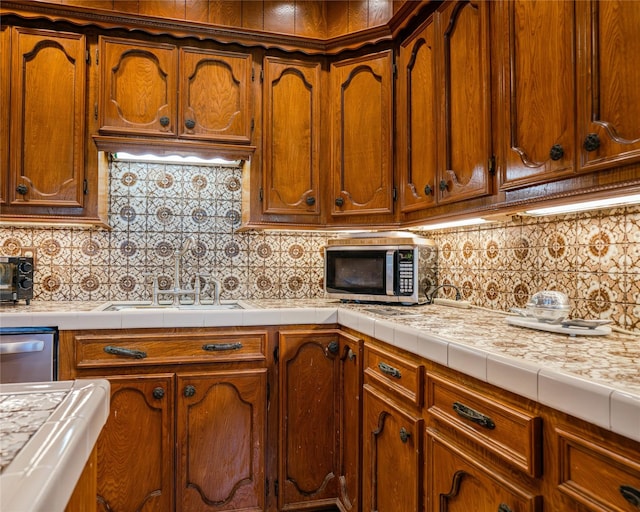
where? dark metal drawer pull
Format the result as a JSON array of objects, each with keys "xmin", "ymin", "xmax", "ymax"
[
  {"xmin": 378, "ymin": 362, "xmax": 402, "ymax": 379},
  {"xmin": 620, "ymin": 485, "xmax": 640, "ymax": 508},
  {"xmin": 452, "ymin": 401, "xmax": 495, "ymax": 430},
  {"xmin": 103, "ymin": 345, "xmax": 147, "ymax": 359},
  {"xmin": 202, "ymin": 342, "xmax": 243, "ymax": 352}
]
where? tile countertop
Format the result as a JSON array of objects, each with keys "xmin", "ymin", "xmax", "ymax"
[
  {"xmin": 0, "ymin": 379, "xmax": 110, "ymax": 512},
  {"xmin": 1, "ymin": 299, "xmax": 639, "ymax": 442}
]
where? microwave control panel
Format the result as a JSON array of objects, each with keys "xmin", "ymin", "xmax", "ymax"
[{"xmin": 397, "ymin": 250, "xmax": 414, "ymax": 295}]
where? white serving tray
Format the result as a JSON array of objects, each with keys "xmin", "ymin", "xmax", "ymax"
[{"xmin": 506, "ymin": 316, "xmax": 612, "ymax": 336}]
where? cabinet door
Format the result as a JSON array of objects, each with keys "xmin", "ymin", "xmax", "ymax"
[
  {"xmin": 427, "ymin": 430, "xmax": 541, "ymax": 512},
  {"xmin": 278, "ymin": 330, "xmax": 342, "ymax": 510},
  {"xmin": 8, "ymin": 27, "xmax": 86, "ymax": 208},
  {"xmin": 397, "ymin": 14, "xmax": 438, "ymax": 213},
  {"xmin": 176, "ymin": 369, "xmax": 267, "ymax": 512},
  {"xmin": 97, "ymin": 374, "xmax": 174, "ymax": 512},
  {"xmin": 330, "ymin": 50, "xmax": 394, "ymax": 217},
  {"xmin": 0, "ymin": 25, "xmax": 9, "ymax": 207},
  {"xmin": 437, "ymin": 1, "xmax": 492, "ymax": 203},
  {"xmin": 362, "ymin": 384, "xmax": 423, "ymax": 512},
  {"xmin": 99, "ymin": 36, "xmax": 178, "ymax": 136},
  {"xmin": 263, "ymin": 56, "xmax": 321, "ymax": 216},
  {"xmin": 497, "ymin": 0, "xmax": 576, "ymax": 190},
  {"xmin": 179, "ymin": 47, "xmax": 252, "ymax": 143},
  {"xmin": 338, "ymin": 332, "xmax": 363, "ymax": 511},
  {"xmin": 576, "ymin": 0, "xmax": 640, "ymax": 172}
]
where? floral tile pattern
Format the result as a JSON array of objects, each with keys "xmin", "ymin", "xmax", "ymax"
[{"xmin": 0, "ymin": 160, "xmax": 638, "ymax": 331}]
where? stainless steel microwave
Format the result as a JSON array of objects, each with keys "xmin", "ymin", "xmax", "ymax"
[{"xmin": 324, "ymin": 233, "xmax": 437, "ymax": 304}]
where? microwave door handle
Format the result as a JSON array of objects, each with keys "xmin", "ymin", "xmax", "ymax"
[
  {"xmin": 386, "ymin": 250, "xmax": 395, "ymax": 296},
  {"xmin": 0, "ymin": 340, "xmax": 45, "ymax": 355}
]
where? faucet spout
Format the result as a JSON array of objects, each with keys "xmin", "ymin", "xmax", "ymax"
[
  {"xmin": 174, "ymin": 236, "xmax": 196, "ymax": 293},
  {"xmin": 426, "ymin": 284, "xmax": 462, "ymax": 304}
]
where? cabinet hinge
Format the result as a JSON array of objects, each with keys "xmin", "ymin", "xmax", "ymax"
[
  {"xmin": 251, "ymin": 118, "xmax": 254, "ymax": 131},
  {"xmin": 392, "ymin": 187, "xmax": 397, "ymax": 201},
  {"xmin": 95, "ymin": 48, "xmax": 99, "ymax": 65},
  {"xmin": 274, "ymin": 479, "xmax": 279, "ymax": 498},
  {"xmin": 266, "ymin": 478, "xmax": 269, "ymax": 498},
  {"xmin": 489, "ymin": 154, "xmax": 496, "ymax": 175},
  {"xmin": 83, "ymin": 179, "xmax": 88, "ymax": 195},
  {"xmin": 260, "ymin": 68, "xmax": 264, "ymax": 82},
  {"xmin": 85, "ymin": 50, "xmax": 91, "ymax": 65},
  {"xmin": 273, "ymin": 344, "xmax": 279, "ymax": 363},
  {"xmin": 94, "ymin": 103, "xmax": 98, "ymax": 121},
  {"xmin": 259, "ymin": 188, "xmax": 264, "ymax": 202},
  {"xmin": 266, "ymin": 381, "xmax": 270, "ymax": 402},
  {"xmin": 392, "ymin": 61, "xmax": 397, "ymax": 77}
]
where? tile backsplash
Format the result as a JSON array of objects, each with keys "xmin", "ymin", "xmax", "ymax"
[{"xmin": 1, "ymin": 160, "xmax": 638, "ymax": 331}]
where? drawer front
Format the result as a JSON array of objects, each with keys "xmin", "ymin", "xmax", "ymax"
[
  {"xmin": 557, "ymin": 428, "xmax": 640, "ymax": 512},
  {"xmin": 427, "ymin": 374, "xmax": 542, "ymax": 477},
  {"xmin": 75, "ymin": 331, "xmax": 267, "ymax": 368},
  {"xmin": 364, "ymin": 343, "xmax": 424, "ymax": 407}
]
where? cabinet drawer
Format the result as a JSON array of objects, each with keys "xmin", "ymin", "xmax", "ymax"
[
  {"xmin": 427, "ymin": 374, "xmax": 542, "ymax": 477},
  {"xmin": 364, "ymin": 344, "xmax": 424, "ymax": 407},
  {"xmin": 557, "ymin": 428, "xmax": 640, "ymax": 512},
  {"xmin": 74, "ymin": 331, "xmax": 267, "ymax": 368}
]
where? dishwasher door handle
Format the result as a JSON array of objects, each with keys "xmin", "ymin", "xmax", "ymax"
[{"xmin": 0, "ymin": 340, "xmax": 45, "ymax": 355}]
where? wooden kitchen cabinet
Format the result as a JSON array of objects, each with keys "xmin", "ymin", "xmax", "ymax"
[
  {"xmin": 2, "ymin": 27, "xmax": 88, "ymax": 214},
  {"xmin": 329, "ymin": 50, "xmax": 394, "ymax": 222},
  {"xmin": 575, "ymin": 0, "xmax": 640, "ymax": 173},
  {"xmin": 397, "ymin": 0, "xmax": 492, "ymax": 215},
  {"xmin": 427, "ymin": 429, "xmax": 542, "ymax": 512},
  {"xmin": 99, "ymin": 36, "xmax": 252, "ymax": 143},
  {"xmin": 176, "ymin": 369, "xmax": 267, "ymax": 512},
  {"xmin": 261, "ymin": 56, "xmax": 323, "ymax": 220},
  {"xmin": 60, "ymin": 328, "xmax": 268, "ymax": 512},
  {"xmin": 496, "ymin": 0, "xmax": 577, "ymax": 190},
  {"xmin": 278, "ymin": 329, "xmax": 362, "ymax": 511}
]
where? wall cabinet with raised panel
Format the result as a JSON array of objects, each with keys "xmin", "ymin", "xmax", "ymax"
[
  {"xmin": 397, "ymin": 0, "xmax": 493, "ymax": 218},
  {"xmin": 0, "ymin": 25, "xmax": 105, "ymax": 225},
  {"xmin": 99, "ymin": 36, "xmax": 253, "ymax": 144},
  {"xmin": 329, "ymin": 50, "xmax": 395, "ymax": 223}
]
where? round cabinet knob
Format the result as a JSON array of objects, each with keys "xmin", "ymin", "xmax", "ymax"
[
  {"xmin": 305, "ymin": 196, "xmax": 316, "ymax": 206},
  {"xmin": 327, "ymin": 341, "xmax": 339, "ymax": 354},
  {"xmin": 399, "ymin": 427, "xmax": 411, "ymax": 443},
  {"xmin": 497, "ymin": 505, "xmax": 513, "ymax": 512},
  {"xmin": 424, "ymin": 184, "xmax": 433, "ymax": 196},
  {"xmin": 183, "ymin": 385, "xmax": 196, "ymax": 398},
  {"xmin": 152, "ymin": 387, "xmax": 165, "ymax": 399},
  {"xmin": 549, "ymin": 144, "xmax": 564, "ymax": 161},
  {"xmin": 583, "ymin": 133, "xmax": 601, "ymax": 152},
  {"xmin": 335, "ymin": 197, "xmax": 344, "ymax": 207},
  {"xmin": 159, "ymin": 116, "xmax": 170, "ymax": 127},
  {"xmin": 184, "ymin": 118, "xmax": 196, "ymax": 130},
  {"xmin": 16, "ymin": 184, "xmax": 28, "ymax": 195},
  {"xmin": 439, "ymin": 179, "xmax": 448, "ymax": 192}
]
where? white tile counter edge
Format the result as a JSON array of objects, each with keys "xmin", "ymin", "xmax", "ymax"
[
  {"xmin": 0, "ymin": 379, "xmax": 111, "ymax": 512},
  {"xmin": 1, "ymin": 306, "xmax": 638, "ymax": 442}
]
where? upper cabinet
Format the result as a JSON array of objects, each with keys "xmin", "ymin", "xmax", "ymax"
[
  {"xmin": 329, "ymin": 50, "xmax": 395, "ymax": 221},
  {"xmin": 498, "ymin": 0, "xmax": 640, "ymax": 190},
  {"xmin": 99, "ymin": 36, "xmax": 253, "ymax": 144},
  {"xmin": 262, "ymin": 56, "xmax": 322, "ymax": 219},
  {"xmin": 397, "ymin": 1, "xmax": 493, "ymax": 215},
  {"xmin": 0, "ymin": 25, "xmax": 106, "ymax": 225},
  {"xmin": 576, "ymin": 0, "xmax": 640, "ymax": 173}
]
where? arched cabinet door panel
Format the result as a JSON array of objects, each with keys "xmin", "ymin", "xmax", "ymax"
[
  {"xmin": 330, "ymin": 50, "xmax": 394, "ymax": 217},
  {"xmin": 263, "ymin": 56, "xmax": 321, "ymax": 216},
  {"xmin": 576, "ymin": 0, "xmax": 640, "ymax": 172},
  {"xmin": 9, "ymin": 27, "xmax": 86, "ymax": 208}
]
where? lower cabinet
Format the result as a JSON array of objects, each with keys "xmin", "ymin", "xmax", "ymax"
[
  {"xmin": 278, "ymin": 329, "xmax": 362, "ymax": 511},
  {"xmin": 426, "ymin": 429, "xmax": 542, "ymax": 512},
  {"xmin": 362, "ymin": 384, "xmax": 424, "ymax": 511}
]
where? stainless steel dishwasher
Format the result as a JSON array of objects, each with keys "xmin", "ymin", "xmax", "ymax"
[{"xmin": 0, "ymin": 327, "xmax": 58, "ymax": 383}]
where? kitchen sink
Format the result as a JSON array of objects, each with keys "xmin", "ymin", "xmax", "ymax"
[{"xmin": 96, "ymin": 300, "xmax": 254, "ymax": 311}]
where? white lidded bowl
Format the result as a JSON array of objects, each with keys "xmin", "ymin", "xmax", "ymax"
[{"xmin": 525, "ymin": 290, "xmax": 571, "ymax": 322}]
